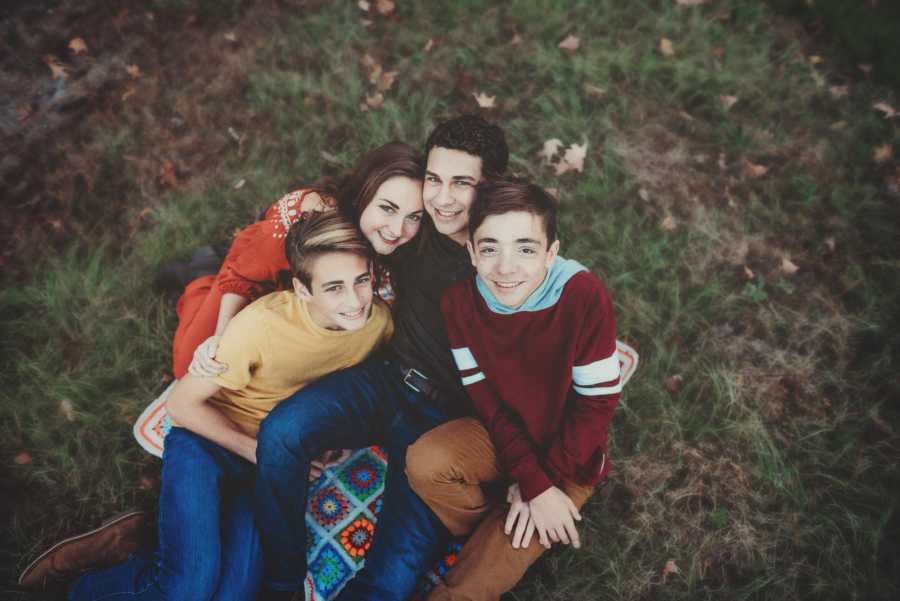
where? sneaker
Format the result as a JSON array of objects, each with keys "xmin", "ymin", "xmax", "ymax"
[{"xmin": 18, "ymin": 510, "xmax": 148, "ymax": 591}]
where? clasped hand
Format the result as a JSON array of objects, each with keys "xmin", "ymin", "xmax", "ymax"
[{"xmin": 504, "ymin": 483, "xmax": 581, "ymax": 550}]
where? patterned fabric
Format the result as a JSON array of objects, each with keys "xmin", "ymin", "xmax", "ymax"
[{"xmin": 133, "ymin": 341, "xmax": 639, "ymax": 600}]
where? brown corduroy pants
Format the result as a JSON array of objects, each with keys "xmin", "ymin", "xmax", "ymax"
[{"xmin": 406, "ymin": 417, "xmax": 594, "ymax": 601}]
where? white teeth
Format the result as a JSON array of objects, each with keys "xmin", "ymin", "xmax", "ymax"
[
  {"xmin": 494, "ymin": 281, "xmax": 521, "ymax": 289},
  {"xmin": 435, "ymin": 208, "xmax": 461, "ymax": 218},
  {"xmin": 379, "ymin": 231, "xmax": 399, "ymax": 242},
  {"xmin": 341, "ymin": 308, "xmax": 365, "ymax": 319}
]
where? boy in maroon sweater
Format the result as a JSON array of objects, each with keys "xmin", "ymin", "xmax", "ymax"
[{"xmin": 406, "ymin": 177, "xmax": 621, "ymax": 601}]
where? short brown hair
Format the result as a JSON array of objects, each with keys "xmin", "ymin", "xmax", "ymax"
[
  {"xmin": 335, "ymin": 142, "xmax": 424, "ymax": 224},
  {"xmin": 468, "ymin": 177, "xmax": 559, "ymax": 245},
  {"xmin": 285, "ymin": 211, "xmax": 374, "ymax": 289}
]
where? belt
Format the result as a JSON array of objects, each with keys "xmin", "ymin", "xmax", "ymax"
[{"xmin": 395, "ymin": 362, "xmax": 438, "ymax": 399}]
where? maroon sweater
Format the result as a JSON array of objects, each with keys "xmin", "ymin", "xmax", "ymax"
[{"xmin": 441, "ymin": 270, "xmax": 621, "ymax": 501}]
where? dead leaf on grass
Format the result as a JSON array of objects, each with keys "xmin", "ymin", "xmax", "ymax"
[
  {"xmin": 69, "ymin": 37, "xmax": 88, "ymax": 55},
  {"xmin": 659, "ymin": 38, "xmax": 675, "ymax": 57},
  {"xmin": 377, "ymin": 70, "xmax": 399, "ymax": 92},
  {"xmin": 824, "ymin": 237, "xmax": 836, "ymax": 253},
  {"xmin": 719, "ymin": 94, "xmax": 738, "ymax": 111},
  {"xmin": 583, "ymin": 83, "xmax": 606, "ymax": 98},
  {"xmin": 664, "ymin": 374, "xmax": 683, "ymax": 392},
  {"xmin": 365, "ymin": 92, "xmax": 385, "ymax": 110},
  {"xmin": 539, "ymin": 138, "xmax": 563, "ymax": 164},
  {"xmin": 660, "ymin": 215, "xmax": 677, "ymax": 231},
  {"xmin": 780, "ymin": 257, "xmax": 799, "ymax": 275},
  {"xmin": 423, "ymin": 38, "xmax": 435, "ymax": 52},
  {"xmin": 15, "ymin": 452, "xmax": 32, "ymax": 465},
  {"xmin": 558, "ymin": 34, "xmax": 580, "ymax": 51},
  {"xmin": 510, "ymin": 33, "xmax": 523, "ymax": 45},
  {"xmin": 121, "ymin": 86, "xmax": 137, "ymax": 101},
  {"xmin": 711, "ymin": 46, "xmax": 725, "ymax": 59},
  {"xmin": 638, "ymin": 188, "xmax": 650, "ymax": 201},
  {"xmin": 16, "ymin": 104, "xmax": 32, "ymax": 121},
  {"xmin": 375, "ymin": 0, "xmax": 395, "ymax": 15},
  {"xmin": 743, "ymin": 160, "xmax": 768, "ymax": 178},
  {"xmin": 472, "ymin": 92, "xmax": 495, "ymax": 109},
  {"xmin": 159, "ymin": 160, "xmax": 178, "ymax": 187},
  {"xmin": 661, "ymin": 559, "xmax": 680, "ymax": 580},
  {"xmin": 125, "ymin": 64, "xmax": 143, "ymax": 78},
  {"xmin": 59, "ymin": 399, "xmax": 76, "ymax": 421},
  {"xmin": 358, "ymin": 0, "xmax": 370, "ymax": 10},
  {"xmin": 743, "ymin": 265, "xmax": 755, "ymax": 280},
  {"xmin": 43, "ymin": 55, "xmax": 69, "ymax": 79},
  {"xmin": 829, "ymin": 85, "xmax": 849, "ymax": 99},
  {"xmin": 808, "ymin": 55, "xmax": 824, "ymax": 65},
  {"xmin": 224, "ymin": 32, "xmax": 238, "ymax": 42},
  {"xmin": 858, "ymin": 63, "xmax": 873, "ymax": 75},
  {"xmin": 873, "ymin": 144, "xmax": 893, "ymax": 163},
  {"xmin": 233, "ymin": 178, "xmax": 246, "ymax": 189},
  {"xmin": 675, "ymin": 0, "xmax": 710, "ymax": 5},
  {"xmin": 873, "ymin": 102, "xmax": 898, "ymax": 119},
  {"xmin": 546, "ymin": 187, "xmax": 560, "ymax": 200},
  {"xmin": 556, "ymin": 140, "xmax": 588, "ymax": 175},
  {"xmin": 830, "ymin": 121, "xmax": 848, "ymax": 131}
]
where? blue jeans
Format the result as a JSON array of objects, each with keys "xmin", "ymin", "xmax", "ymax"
[
  {"xmin": 69, "ymin": 428, "xmax": 263, "ymax": 601},
  {"xmin": 255, "ymin": 356, "xmax": 450, "ymax": 601}
]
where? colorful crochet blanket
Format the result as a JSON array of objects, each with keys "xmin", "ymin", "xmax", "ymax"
[{"xmin": 134, "ymin": 341, "xmax": 638, "ymax": 600}]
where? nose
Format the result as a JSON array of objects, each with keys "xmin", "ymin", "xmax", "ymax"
[
  {"xmin": 434, "ymin": 183, "xmax": 452, "ymax": 207},
  {"xmin": 496, "ymin": 251, "xmax": 515, "ymax": 275},
  {"xmin": 342, "ymin": 287, "xmax": 364, "ymax": 311}
]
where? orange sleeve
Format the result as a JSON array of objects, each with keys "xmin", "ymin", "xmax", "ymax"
[{"xmin": 216, "ymin": 191, "xmax": 308, "ymax": 299}]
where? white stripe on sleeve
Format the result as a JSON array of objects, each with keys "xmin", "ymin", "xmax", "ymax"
[
  {"xmin": 574, "ymin": 381, "xmax": 622, "ymax": 396},
  {"xmin": 461, "ymin": 372, "xmax": 486, "ymax": 386},
  {"xmin": 451, "ymin": 347, "xmax": 479, "ymax": 371},
  {"xmin": 572, "ymin": 353, "xmax": 620, "ymax": 386}
]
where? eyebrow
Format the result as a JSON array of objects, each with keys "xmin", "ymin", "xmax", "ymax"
[
  {"xmin": 378, "ymin": 198, "xmax": 400, "ymax": 209},
  {"xmin": 319, "ymin": 271, "xmax": 370, "ymax": 289},
  {"xmin": 426, "ymin": 170, "xmax": 477, "ymax": 183},
  {"xmin": 475, "ymin": 237, "xmax": 541, "ymax": 245}
]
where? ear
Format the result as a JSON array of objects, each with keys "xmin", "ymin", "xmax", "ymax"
[
  {"xmin": 292, "ymin": 277, "xmax": 313, "ymax": 302},
  {"xmin": 545, "ymin": 239, "xmax": 560, "ymax": 268},
  {"xmin": 466, "ymin": 239, "xmax": 477, "ymax": 266}
]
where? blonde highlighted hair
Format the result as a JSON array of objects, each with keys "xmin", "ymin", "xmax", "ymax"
[{"xmin": 285, "ymin": 211, "xmax": 373, "ymax": 289}]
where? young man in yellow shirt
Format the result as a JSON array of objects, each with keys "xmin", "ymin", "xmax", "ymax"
[{"xmin": 20, "ymin": 211, "xmax": 393, "ymax": 601}]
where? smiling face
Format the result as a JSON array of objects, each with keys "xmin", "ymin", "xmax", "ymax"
[
  {"xmin": 293, "ymin": 251, "xmax": 374, "ymax": 331},
  {"xmin": 423, "ymin": 147, "xmax": 483, "ymax": 245},
  {"xmin": 468, "ymin": 211, "xmax": 560, "ymax": 309},
  {"xmin": 358, "ymin": 176, "xmax": 424, "ymax": 254}
]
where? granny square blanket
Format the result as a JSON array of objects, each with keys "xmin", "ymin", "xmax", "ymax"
[{"xmin": 134, "ymin": 341, "xmax": 638, "ymax": 600}]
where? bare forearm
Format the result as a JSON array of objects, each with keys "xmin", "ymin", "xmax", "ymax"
[
  {"xmin": 167, "ymin": 397, "xmax": 257, "ymax": 463},
  {"xmin": 214, "ymin": 293, "xmax": 249, "ymax": 336}
]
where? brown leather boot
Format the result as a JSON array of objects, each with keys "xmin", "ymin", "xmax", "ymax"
[{"xmin": 18, "ymin": 510, "xmax": 147, "ymax": 591}]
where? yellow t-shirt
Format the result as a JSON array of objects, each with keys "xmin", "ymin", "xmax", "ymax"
[{"xmin": 208, "ymin": 290, "xmax": 393, "ymax": 437}]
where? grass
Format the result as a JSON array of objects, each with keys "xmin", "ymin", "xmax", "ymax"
[{"xmin": 3, "ymin": 0, "xmax": 899, "ymax": 599}]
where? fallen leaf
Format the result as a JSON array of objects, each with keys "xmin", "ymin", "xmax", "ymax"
[
  {"xmin": 121, "ymin": 86, "xmax": 137, "ymax": 101},
  {"xmin": 711, "ymin": 46, "xmax": 725, "ymax": 59},
  {"xmin": 358, "ymin": 0, "xmax": 370, "ymax": 10},
  {"xmin": 743, "ymin": 160, "xmax": 768, "ymax": 178},
  {"xmin": 808, "ymin": 55, "xmax": 824, "ymax": 65},
  {"xmin": 545, "ymin": 187, "xmax": 560, "ymax": 200},
  {"xmin": 511, "ymin": 33, "xmax": 523, "ymax": 45},
  {"xmin": 16, "ymin": 104, "xmax": 32, "ymax": 121},
  {"xmin": 423, "ymin": 38, "xmax": 435, "ymax": 52},
  {"xmin": 59, "ymin": 399, "xmax": 76, "ymax": 421},
  {"xmin": 15, "ymin": 452, "xmax": 32, "ymax": 465},
  {"xmin": 873, "ymin": 144, "xmax": 893, "ymax": 163},
  {"xmin": 558, "ymin": 34, "xmax": 580, "ymax": 51},
  {"xmin": 858, "ymin": 63, "xmax": 872, "ymax": 75},
  {"xmin": 675, "ymin": 0, "xmax": 710, "ymax": 5},
  {"xmin": 360, "ymin": 18, "xmax": 373, "ymax": 27},
  {"xmin": 365, "ymin": 92, "xmax": 384, "ymax": 110},
  {"xmin": 664, "ymin": 375, "xmax": 683, "ymax": 393},
  {"xmin": 125, "ymin": 64, "xmax": 143, "ymax": 78},
  {"xmin": 659, "ymin": 38, "xmax": 675, "ymax": 57},
  {"xmin": 719, "ymin": 94, "xmax": 738, "ymax": 111},
  {"xmin": 743, "ymin": 265, "xmax": 755, "ymax": 280},
  {"xmin": 638, "ymin": 188, "xmax": 650, "ymax": 201},
  {"xmin": 69, "ymin": 37, "xmax": 88, "ymax": 54},
  {"xmin": 824, "ymin": 237, "xmax": 836, "ymax": 252},
  {"xmin": 472, "ymin": 92, "xmax": 496, "ymax": 109},
  {"xmin": 539, "ymin": 139, "xmax": 563, "ymax": 164},
  {"xmin": 780, "ymin": 257, "xmax": 799, "ymax": 275},
  {"xmin": 556, "ymin": 140, "xmax": 588, "ymax": 175},
  {"xmin": 660, "ymin": 215, "xmax": 677, "ymax": 231},
  {"xmin": 830, "ymin": 120, "xmax": 848, "ymax": 131},
  {"xmin": 159, "ymin": 160, "xmax": 178, "ymax": 187},
  {"xmin": 233, "ymin": 178, "xmax": 246, "ymax": 190},
  {"xmin": 375, "ymin": 0, "xmax": 395, "ymax": 15},
  {"xmin": 583, "ymin": 83, "xmax": 606, "ymax": 98},
  {"xmin": 717, "ymin": 152, "xmax": 727, "ymax": 171},
  {"xmin": 224, "ymin": 32, "xmax": 237, "ymax": 42},
  {"xmin": 377, "ymin": 70, "xmax": 398, "ymax": 92},
  {"xmin": 828, "ymin": 85, "xmax": 849, "ymax": 99},
  {"xmin": 873, "ymin": 102, "xmax": 898, "ymax": 119},
  {"xmin": 43, "ymin": 55, "xmax": 69, "ymax": 79},
  {"xmin": 661, "ymin": 559, "xmax": 680, "ymax": 580}
]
